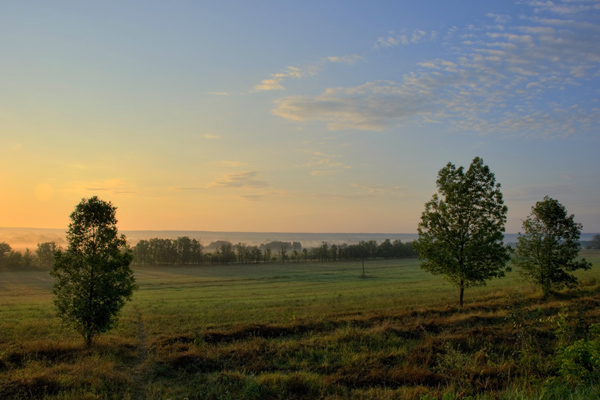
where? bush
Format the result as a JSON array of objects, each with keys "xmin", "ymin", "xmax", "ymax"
[{"xmin": 553, "ymin": 308, "xmax": 600, "ymax": 384}]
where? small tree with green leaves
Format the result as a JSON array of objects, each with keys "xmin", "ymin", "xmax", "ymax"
[
  {"xmin": 51, "ymin": 196, "xmax": 137, "ymax": 346},
  {"xmin": 513, "ymin": 196, "xmax": 591, "ymax": 298},
  {"xmin": 413, "ymin": 157, "xmax": 511, "ymax": 307}
]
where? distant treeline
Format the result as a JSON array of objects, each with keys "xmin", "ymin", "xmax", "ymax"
[
  {"xmin": 3, "ymin": 232, "xmax": 596, "ymax": 270},
  {"xmin": 0, "ymin": 241, "xmax": 59, "ymax": 270},
  {"xmin": 0, "ymin": 237, "xmax": 418, "ymax": 269},
  {"xmin": 131, "ymin": 237, "xmax": 417, "ymax": 266}
]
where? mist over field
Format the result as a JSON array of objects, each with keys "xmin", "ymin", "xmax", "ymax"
[
  {"xmin": 1, "ymin": 226, "xmax": 598, "ymax": 253},
  {"xmin": 0, "ymin": 227, "xmax": 418, "ymax": 252}
]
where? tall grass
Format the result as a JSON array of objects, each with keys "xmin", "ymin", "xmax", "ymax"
[{"xmin": 1, "ymin": 251, "xmax": 599, "ymax": 399}]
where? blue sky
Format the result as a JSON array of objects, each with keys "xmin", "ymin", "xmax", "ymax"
[{"xmin": 1, "ymin": 0, "xmax": 599, "ymax": 233}]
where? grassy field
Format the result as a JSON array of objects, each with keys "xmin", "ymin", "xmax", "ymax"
[{"xmin": 1, "ymin": 252, "xmax": 600, "ymax": 399}]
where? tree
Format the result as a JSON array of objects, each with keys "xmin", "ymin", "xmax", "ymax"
[
  {"xmin": 0, "ymin": 242, "xmax": 12, "ymax": 268},
  {"xmin": 279, "ymin": 242, "xmax": 289, "ymax": 262},
  {"xmin": 413, "ymin": 157, "xmax": 511, "ymax": 307},
  {"xmin": 513, "ymin": 196, "xmax": 592, "ymax": 297},
  {"xmin": 318, "ymin": 242, "xmax": 329, "ymax": 262},
  {"xmin": 36, "ymin": 241, "xmax": 60, "ymax": 269},
  {"xmin": 190, "ymin": 238, "xmax": 203, "ymax": 264},
  {"xmin": 132, "ymin": 239, "xmax": 151, "ymax": 266},
  {"xmin": 217, "ymin": 242, "xmax": 236, "ymax": 264},
  {"xmin": 357, "ymin": 241, "xmax": 369, "ymax": 278},
  {"xmin": 588, "ymin": 234, "xmax": 600, "ymax": 250},
  {"xmin": 330, "ymin": 244, "xmax": 339, "ymax": 261},
  {"xmin": 365, "ymin": 240, "xmax": 378, "ymax": 260},
  {"xmin": 175, "ymin": 236, "xmax": 194, "ymax": 265},
  {"xmin": 50, "ymin": 196, "xmax": 137, "ymax": 346},
  {"xmin": 263, "ymin": 248, "xmax": 272, "ymax": 263},
  {"xmin": 378, "ymin": 239, "xmax": 393, "ymax": 258},
  {"xmin": 22, "ymin": 248, "xmax": 35, "ymax": 268},
  {"xmin": 302, "ymin": 248, "xmax": 309, "ymax": 261}
]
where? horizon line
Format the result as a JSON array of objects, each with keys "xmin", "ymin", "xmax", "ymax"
[{"xmin": 1, "ymin": 226, "xmax": 598, "ymax": 235}]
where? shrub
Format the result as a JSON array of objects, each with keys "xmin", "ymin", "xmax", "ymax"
[{"xmin": 555, "ymin": 324, "xmax": 600, "ymax": 384}]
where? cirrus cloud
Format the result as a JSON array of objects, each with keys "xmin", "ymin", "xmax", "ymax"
[
  {"xmin": 272, "ymin": 80, "xmax": 436, "ymax": 131},
  {"xmin": 207, "ymin": 171, "xmax": 270, "ymax": 189},
  {"xmin": 271, "ymin": 1, "xmax": 600, "ymax": 137},
  {"xmin": 253, "ymin": 54, "xmax": 363, "ymax": 92}
]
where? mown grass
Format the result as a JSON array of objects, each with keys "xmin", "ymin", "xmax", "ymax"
[{"xmin": 1, "ymin": 251, "xmax": 600, "ymax": 399}]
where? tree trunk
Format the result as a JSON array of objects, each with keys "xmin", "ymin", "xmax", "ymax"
[
  {"xmin": 459, "ymin": 280, "xmax": 464, "ymax": 307},
  {"xmin": 85, "ymin": 333, "xmax": 93, "ymax": 348},
  {"xmin": 541, "ymin": 272, "xmax": 550, "ymax": 299}
]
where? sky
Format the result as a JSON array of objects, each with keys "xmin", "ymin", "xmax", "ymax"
[{"xmin": 1, "ymin": 0, "xmax": 599, "ymax": 234}]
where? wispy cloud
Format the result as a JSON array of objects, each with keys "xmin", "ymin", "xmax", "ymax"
[
  {"xmin": 204, "ymin": 134, "xmax": 220, "ymax": 139},
  {"xmin": 273, "ymin": 80, "xmax": 435, "ymax": 131},
  {"xmin": 254, "ymin": 78, "xmax": 285, "ymax": 91},
  {"xmin": 327, "ymin": 54, "xmax": 363, "ymax": 63},
  {"xmin": 304, "ymin": 151, "xmax": 352, "ymax": 175},
  {"xmin": 208, "ymin": 92, "xmax": 229, "ymax": 95},
  {"xmin": 207, "ymin": 171, "xmax": 270, "ymax": 188},
  {"xmin": 486, "ymin": 13, "xmax": 512, "ymax": 25},
  {"xmin": 272, "ymin": 2, "xmax": 600, "ymax": 137},
  {"xmin": 254, "ymin": 55, "xmax": 362, "ymax": 92},
  {"xmin": 350, "ymin": 183, "xmax": 408, "ymax": 195},
  {"xmin": 71, "ymin": 179, "xmax": 140, "ymax": 196},
  {"xmin": 374, "ymin": 29, "xmax": 437, "ymax": 48},
  {"xmin": 526, "ymin": 0, "xmax": 600, "ymax": 15}
]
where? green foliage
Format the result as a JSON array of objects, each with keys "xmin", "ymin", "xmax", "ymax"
[
  {"xmin": 131, "ymin": 236, "xmax": 417, "ymax": 266},
  {"xmin": 50, "ymin": 196, "xmax": 137, "ymax": 346},
  {"xmin": 552, "ymin": 308, "xmax": 585, "ymax": 347},
  {"xmin": 414, "ymin": 157, "xmax": 511, "ymax": 306},
  {"xmin": 0, "ymin": 242, "xmax": 14, "ymax": 269},
  {"xmin": 133, "ymin": 237, "xmax": 203, "ymax": 266},
  {"xmin": 36, "ymin": 241, "xmax": 60, "ymax": 269},
  {"xmin": 0, "ymin": 242, "xmax": 38, "ymax": 270},
  {"xmin": 513, "ymin": 196, "xmax": 592, "ymax": 298},
  {"xmin": 555, "ymin": 338, "xmax": 600, "ymax": 384},
  {"xmin": 0, "ymin": 241, "xmax": 11, "ymax": 260},
  {"xmin": 552, "ymin": 309, "xmax": 600, "ymax": 385}
]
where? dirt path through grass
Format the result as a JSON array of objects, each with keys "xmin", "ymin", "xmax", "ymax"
[{"xmin": 132, "ymin": 306, "xmax": 149, "ymax": 400}]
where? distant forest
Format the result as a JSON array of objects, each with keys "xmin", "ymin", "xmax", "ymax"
[
  {"xmin": 0, "ymin": 241, "xmax": 56, "ymax": 270},
  {"xmin": 130, "ymin": 237, "xmax": 418, "ymax": 266},
  {"xmin": 2, "ymin": 234, "xmax": 599, "ymax": 269},
  {"xmin": 0, "ymin": 237, "xmax": 414, "ymax": 269}
]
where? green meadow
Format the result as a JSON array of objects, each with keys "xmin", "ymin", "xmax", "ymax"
[{"xmin": 2, "ymin": 252, "xmax": 600, "ymax": 399}]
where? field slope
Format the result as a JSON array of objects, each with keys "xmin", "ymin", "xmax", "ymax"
[{"xmin": 1, "ymin": 253, "xmax": 600, "ymax": 399}]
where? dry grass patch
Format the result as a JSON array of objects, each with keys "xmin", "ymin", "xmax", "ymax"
[{"xmin": 0, "ymin": 337, "xmax": 140, "ymax": 399}]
